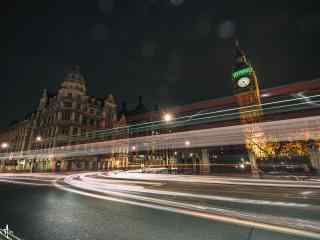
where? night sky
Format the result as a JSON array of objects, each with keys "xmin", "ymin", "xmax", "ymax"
[{"xmin": 1, "ymin": 0, "xmax": 320, "ymax": 127}]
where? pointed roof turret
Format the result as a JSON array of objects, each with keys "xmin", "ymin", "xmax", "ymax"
[
  {"xmin": 42, "ymin": 88, "xmax": 47, "ymax": 98},
  {"xmin": 59, "ymin": 65, "xmax": 87, "ymax": 97},
  {"xmin": 233, "ymin": 39, "xmax": 250, "ymax": 71},
  {"xmin": 106, "ymin": 94, "xmax": 116, "ymax": 104},
  {"xmin": 64, "ymin": 65, "xmax": 85, "ymax": 83}
]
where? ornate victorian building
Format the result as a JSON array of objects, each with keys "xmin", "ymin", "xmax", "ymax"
[
  {"xmin": 0, "ymin": 66, "xmax": 128, "ymax": 172},
  {"xmin": 2, "ymin": 46, "xmax": 320, "ymax": 175}
]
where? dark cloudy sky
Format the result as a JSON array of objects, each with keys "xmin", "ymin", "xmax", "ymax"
[{"xmin": 1, "ymin": 0, "xmax": 320, "ymax": 127}]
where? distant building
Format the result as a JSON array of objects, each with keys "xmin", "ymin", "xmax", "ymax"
[
  {"xmin": 2, "ymin": 46, "xmax": 320, "ymax": 175},
  {"xmin": 124, "ymin": 42, "xmax": 320, "ymax": 175},
  {"xmin": 0, "ymin": 120, "xmax": 31, "ymax": 171},
  {"xmin": 0, "ymin": 66, "xmax": 127, "ymax": 172}
]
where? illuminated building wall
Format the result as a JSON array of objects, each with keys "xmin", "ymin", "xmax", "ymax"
[{"xmin": 0, "ymin": 66, "xmax": 126, "ymax": 172}]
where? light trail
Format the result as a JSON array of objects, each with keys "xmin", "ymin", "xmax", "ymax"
[
  {"xmin": 0, "ymin": 177, "xmax": 53, "ymax": 182},
  {"xmin": 54, "ymin": 183, "xmax": 320, "ymax": 239},
  {"xmin": 8, "ymin": 93, "xmax": 320, "ymax": 144},
  {"xmin": 1, "ymin": 115, "xmax": 320, "ymax": 161},
  {"xmin": 106, "ymin": 172, "xmax": 320, "ymax": 189},
  {"xmin": 79, "ymin": 174, "xmax": 315, "ymax": 208},
  {"xmin": 1, "ymin": 171, "xmax": 320, "ymax": 238},
  {"xmin": 0, "ymin": 173, "xmax": 66, "ymax": 180},
  {"xmin": 0, "ymin": 173, "xmax": 66, "ymax": 186},
  {"xmin": 56, "ymin": 173, "xmax": 320, "ymax": 239},
  {"xmin": 107, "ymin": 98, "xmax": 320, "ymax": 136},
  {"xmin": 50, "ymin": 93, "xmax": 319, "ymax": 139},
  {"xmin": 0, "ymin": 178, "xmax": 53, "ymax": 186},
  {"xmin": 74, "ymin": 93, "xmax": 320, "ymax": 135}
]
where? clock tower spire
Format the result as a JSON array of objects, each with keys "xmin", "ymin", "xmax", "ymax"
[
  {"xmin": 232, "ymin": 39, "xmax": 262, "ymax": 124},
  {"xmin": 232, "ymin": 40, "xmax": 264, "ymax": 177},
  {"xmin": 235, "ymin": 39, "xmax": 248, "ymax": 65}
]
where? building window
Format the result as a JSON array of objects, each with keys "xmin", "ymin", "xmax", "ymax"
[
  {"xmin": 87, "ymin": 131, "xmax": 93, "ymax": 138},
  {"xmin": 72, "ymin": 127, "xmax": 78, "ymax": 136},
  {"xmin": 61, "ymin": 127, "xmax": 69, "ymax": 135},
  {"xmin": 62, "ymin": 111, "xmax": 71, "ymax": 121},
  {"xmin": 81, "ymin": 129, "xmax": 86, "ymax": 136},
  {"xmin": 75, "ymin": 113, "xmax": 80, "ymax": 123},
  {"xmin": 63, "ymin": 101, "xmax": 73, "ymax": 108},
  {"xmin": 82, "ymin": 116, "xmax": 88, "ymax": 125},
  {"xmin": 50, "ymin": 128, "xmax": 54, "ymax": 137}
]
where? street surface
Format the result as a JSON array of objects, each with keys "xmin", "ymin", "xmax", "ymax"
[{"xmin": 0, "ymin": 171, "xmax": 319, "ymax": 239}]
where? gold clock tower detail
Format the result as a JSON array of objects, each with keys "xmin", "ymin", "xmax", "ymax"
[
  {"xmin": 232, "ymin": 40, "xmax": 264, "ymax": 177},
  {"xmin": 232, "ymin": 40, "xmax": 262, "ymax": 124}
]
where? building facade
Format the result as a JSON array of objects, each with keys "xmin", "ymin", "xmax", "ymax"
[
  {"xmin": 0, "ymin": 66, "xmax": 127, "ymax": 172},
  {"xmin": 124, "ymin": 43, "xmax": 320, "ymax": 175},
  {"xmin": 1, "ymin": 44, "xmax": 320, "ymax": 175}
]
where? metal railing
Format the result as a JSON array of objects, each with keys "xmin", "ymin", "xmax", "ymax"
[{"xmin": 0, "ymin": 225, "xmax": 22, "ymax": 240}]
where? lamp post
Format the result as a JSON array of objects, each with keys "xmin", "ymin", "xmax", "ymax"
[
  {"xmin": 1, "ymin": 142, "xmax": 9, "ymax": 149},
  {"xmin": 1, "ymin": 142, "xmax": 9, "ymax": 170},
  {"xmin": 36, "ymin": 136, "xmax": 42, "ymax": 142},
  {"xmin": 163, "ymin": 113, "xmax": 173, "ymax": 170},
  {"xmin": 186, "ymin": 140, "xmax": 192, "ymax": 173},
  {"xmin": 163, "ymin": 113, "xmax": 173, "ymax": 123},
  {"xmin": 31, "ymin": 135, "xmax": 42, "ymax": 173}
]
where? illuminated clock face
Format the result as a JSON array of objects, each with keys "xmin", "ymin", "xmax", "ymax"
[{"xmin": 237, "ymin": 77, "xmax": 251, "ymax": 88}]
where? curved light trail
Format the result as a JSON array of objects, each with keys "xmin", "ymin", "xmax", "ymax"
[
  {"xmin": 58, "ymin": 172, "xmax": 320, "ymax": 239},
  {"xmin": 106, "ymin": 171, "xmax": 320, "ymax": 189},
  {"xmin": 1, "ymin": 171, "xmax": 320, "ymax": 238},
  {"xmin": 1, "ymin": 114, "xmax": 320, "ymax": 161}
]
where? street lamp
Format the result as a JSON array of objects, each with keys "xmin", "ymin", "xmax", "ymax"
[
  {"xmin": 36, "ymin": 136, "xmax": 42, "ymax": 142},
  {"xmin": 163, "ymin": 113, "xmax": 173, "ymax": 123},
  {"xmin": 1, "ymin": 142, "xmax": 9, "ymax": 170},
  {"xmin": 1, "ymin": 142, "xmax": 9, "ymax": 149},
  {"xmin": 185, "ymin": 140, "xmax": 190, "ymax": 147},
  {"xmin": 163, "ymin": 113, "xmax": 174, "ymax": 169}
]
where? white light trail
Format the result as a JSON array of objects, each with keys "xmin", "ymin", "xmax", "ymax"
[
  {"xmin": 1, "ymin": 115, "xmax": 320, "ymax": 161},
  {"xmin": 11, "ymin": 93, "xmax": 320, "ymax": 144},
  {"xmin": 107, "ymin": 172, "xmax": 320, "ymax": 189},
  {"xmin": 55, "ymin": 173, "xmax": 320, "ymax": 239},
  {"xmin": 77, "ymin": 174, "xmax": 314, "ymax": 208},
  {"xmin": 0, "ymin": 178, "xmax": 53, "ymax": 186},
  {"xmin": 1, "ymin": 171, "xmax": 320, "ymax": 238}
]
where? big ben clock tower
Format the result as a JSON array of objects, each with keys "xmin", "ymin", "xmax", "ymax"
[
  {"xmin": 232, "ymin": 40, "xmax": 262, "ymax": 124},
  {"xmin": 232, "ymin": 40, "xmax": 263, "ymax": 177}
]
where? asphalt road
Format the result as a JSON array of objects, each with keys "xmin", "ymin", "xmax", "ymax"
[{"xmin": 0, "ymin": 172, "xmax": 319, "ymax": 240}]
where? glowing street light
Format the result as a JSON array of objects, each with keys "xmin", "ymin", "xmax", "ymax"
[
  {"xmin": 131, "ymin": 145, "xmax": 136, "ymax": 151},
  {"xmin": 36, "ymin": 136, "xmax": 42, "ymax": 142},
  {"xmin": 185, "ymin": 140, "xmax": 190, "ymax": 147},
  {"xmin": 1, "ymin": 142, "xmax": 9, "ymax": 149},
  {"xmin": 163, "ymin": 113, "xmax": 173, "ymax": 123}
]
